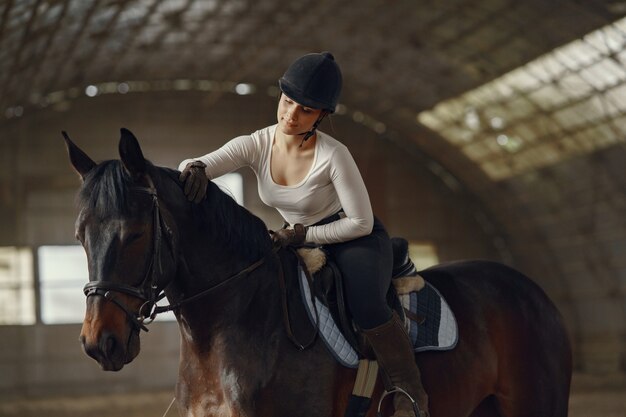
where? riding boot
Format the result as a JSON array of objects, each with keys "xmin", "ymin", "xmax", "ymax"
[{"xmin": 363, "ymin": 313, "xmax": 430, "ymax": 417}]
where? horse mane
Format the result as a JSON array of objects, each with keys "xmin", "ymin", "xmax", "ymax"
[
  {"xmin": 78, "ymin": 160, "xmax": 272, "ymax": 262},
  {"xmin": 78, "ymin": 160, "xmax": 134, "ymax": 217},
  {"xmin": 157, "ymin": 167, "xmax": 272, "ymax": 262}
]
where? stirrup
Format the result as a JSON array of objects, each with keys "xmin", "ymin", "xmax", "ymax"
[{"xmin": 376, "ymin": 386, "xmax": 421, "ymax": 417}]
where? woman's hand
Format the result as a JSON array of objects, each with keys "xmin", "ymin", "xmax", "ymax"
[
  {"xmin": 179, "ymin": 161, "xmax": 208, "ymax": 203},
  {"xmin": 272, "ymin": 224, "xmax": 307, "ymax": 247}
]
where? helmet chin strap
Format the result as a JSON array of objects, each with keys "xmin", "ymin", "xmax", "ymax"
[{"xmin": 298, "ymin": 112, "xmax": 328, "ymax": 148}]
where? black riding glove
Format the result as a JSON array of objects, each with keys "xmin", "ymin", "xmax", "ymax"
[
  {"xmin": 179, "ymin": 161, "xmax": 208, "ymax": 203},
  {"xmin": 272, "ymin": 224, "xmax": 307, "ymax": 248}
]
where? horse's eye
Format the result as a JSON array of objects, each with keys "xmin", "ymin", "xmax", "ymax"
[{"xmin": 125, "ymin": 232, "xmax": 144, "ymax": 245}]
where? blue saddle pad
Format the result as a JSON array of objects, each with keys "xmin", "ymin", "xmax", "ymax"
[
  {"xmin": 401, "ymin": 281, "xmax": 458, "ymax": 352},
  {"xmin": 298, "ymin": 267, "xmax": 458, "ymax": 368}
]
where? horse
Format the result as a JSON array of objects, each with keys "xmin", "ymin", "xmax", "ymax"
[{"xmin": 64, "ymin": 128, "xmax": 572, "ymax": 417}]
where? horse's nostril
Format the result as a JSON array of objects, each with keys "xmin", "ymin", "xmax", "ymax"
[
  {"xmin": 105, "ymin": 334, "xmax": 117, "ymax": 358},
  {"xmin": 98, "ymin": 331, "xmax": 118, "ymax": 361}
]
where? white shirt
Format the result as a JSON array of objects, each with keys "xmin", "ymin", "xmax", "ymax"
[{"xmin": 178, "ymin": 124, "xmax": 373, "ymax": 244}]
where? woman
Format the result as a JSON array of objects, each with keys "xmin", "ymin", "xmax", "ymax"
[{"xmin": 178, "ymin": 52, "xmax": 429, "ymax": 417}]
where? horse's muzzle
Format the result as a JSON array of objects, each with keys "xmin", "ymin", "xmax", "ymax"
[
  {"xmin": 80, "ymin": 296, "xmax": 142, "ymax": 371},
  {"xmin": 80, "ymin": 330, "xmax": 128, "ymax": 371}
]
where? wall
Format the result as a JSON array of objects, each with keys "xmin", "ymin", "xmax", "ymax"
[
  {"xmin": 0, "ymin": 323, "xmax": 180, "ymax": 398},
  {"xmin": 482, "ymin": 145, "xmax": 626, "ymax": 373}
]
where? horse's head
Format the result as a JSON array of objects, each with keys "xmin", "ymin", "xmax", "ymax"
[{"xmin": 64, "ymin": 129, "xmax": 178, "ymax": 371}]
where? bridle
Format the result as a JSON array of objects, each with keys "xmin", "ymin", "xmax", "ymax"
[
  {"xmin": 82, "ymin": 182, "xmax": 273, "ymax": 333},
  {"xmin": 83, "ymin": 185, "xmax": 174, "ymax": 332}
]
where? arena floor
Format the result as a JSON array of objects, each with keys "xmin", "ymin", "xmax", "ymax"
[{"xmin": 1, "ymin": 373, "xmax": 624, "ymax": 417}]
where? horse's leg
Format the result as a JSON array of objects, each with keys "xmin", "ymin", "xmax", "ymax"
[
  {"xmin": 469, "ymin": 396, "xmax": 503, "ymax": 417},
  {"xmin": 492, "ymin": 317, "xmax": 571, "ymax": 417},
  {"xmin": 493, "ymin": 356, "xmax": 571, "ymax": 417}
]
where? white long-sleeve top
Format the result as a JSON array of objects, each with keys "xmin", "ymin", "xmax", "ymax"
[{"xmin": 178, "ymin": 124, "xmax": 374, "ymax": 244}]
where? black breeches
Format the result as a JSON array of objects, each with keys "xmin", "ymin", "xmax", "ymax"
[{"xmin": 323, "ymin": 217, "xmax": 393, "ymax": 330}]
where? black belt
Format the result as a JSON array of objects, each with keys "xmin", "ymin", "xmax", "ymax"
[
  {"xmin": 282, "ymin": 210, "xmax": 345, "ymax": 230},
  {"xmin": 312, "ymin": 210, "xmax": 344, "ymax": 227}
]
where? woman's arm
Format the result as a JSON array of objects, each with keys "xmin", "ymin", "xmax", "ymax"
[
  {"xmin": 178, "ymin": 135, "xmax": 257, "ymax": 179},
  {"xmin": 306, "ymin": 146, "xmax": 374, "ymax": 244}
]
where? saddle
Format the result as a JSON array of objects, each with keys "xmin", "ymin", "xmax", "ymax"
[
  {"xmin": 290, "ymin": 238, "xmax": 457, "ymax": 417},
  {"xmin": 296, "ymin": 237, "xmax": 422, "ymax": 358}
]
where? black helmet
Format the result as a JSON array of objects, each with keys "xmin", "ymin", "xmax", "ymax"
[{"xmin": 278, "ymin": 51, "xmax": 342, "ymax": 113}]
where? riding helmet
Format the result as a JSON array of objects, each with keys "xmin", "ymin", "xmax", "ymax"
[{"xmin": 278, "ymin": 51, "xmax": 342, "ymax": 113}]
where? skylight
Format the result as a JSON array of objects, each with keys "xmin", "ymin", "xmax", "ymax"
[{"xmin": 418, "ymin": 17, "xmax": 626, "ymax": 180}]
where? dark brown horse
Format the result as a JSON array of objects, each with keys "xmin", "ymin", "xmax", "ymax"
[{"xmin": 65, "ymin": 128, "xmax": 572, "ymax": 417}]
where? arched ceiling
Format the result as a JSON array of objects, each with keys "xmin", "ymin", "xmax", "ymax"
[{"xmin": 1, "ymin": 0, "xmax": 624, "ymax": 186}]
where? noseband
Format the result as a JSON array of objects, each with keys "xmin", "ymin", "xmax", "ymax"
[{"xmin": 83, "ymin": 182, "xmax": 274, "ymax": 333}]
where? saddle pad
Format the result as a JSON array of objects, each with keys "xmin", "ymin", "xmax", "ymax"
[
  {"xmin": 298, "ymin": 266, "xmax": 360, "ymax": 368},
  {"xmin": 400, "ymin": 281, "xmax": 458, "ymax": 352},
  {"xmin": 298, "ymin": 268, "xmax": 458, "ymax": 368}
]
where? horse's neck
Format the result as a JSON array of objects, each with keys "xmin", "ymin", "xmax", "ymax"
[
  {"xmin": 157, "ymin": 176, "xmax": 293, "ymax": 409},
  {"xmin": 174, "ymin": 259, "xmax": 285, "ymax": 415},
  {"xmin": 171, "ymin": 242, "xmax": 338, "ymax": 416},
  {"xmin": 165, "ymin": 188, "xmax": 282, "ymax": 348},
  {"xmin": 160, "ymin": 179, "xmax": 266, "ymax": 292},
  {"xmin": 174, "ymin": 251, "xmax": 282, "ymax": 338}
]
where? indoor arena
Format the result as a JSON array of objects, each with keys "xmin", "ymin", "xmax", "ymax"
[{"xmin": 0, "ymin": 1, "xmax": 625, "ymax": 416}]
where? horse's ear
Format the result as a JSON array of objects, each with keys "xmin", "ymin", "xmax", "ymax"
[
  {"xmin": 118, "ymin": 128, "xmax": 147, "ymax": 176},
  {"xmin": 62, "ymin": 131, "xmax": 96, "ymax": 180}
]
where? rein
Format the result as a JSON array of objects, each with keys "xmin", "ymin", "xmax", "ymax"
[
  {"xmin": 151, "ymin": 247, "xmax": 278, "ymax": 316},
  {"xmin": 83, "ymin": 176, "xmax": 316, "ymax": 351}
]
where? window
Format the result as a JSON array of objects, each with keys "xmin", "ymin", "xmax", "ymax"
[
  {"xmin": 38, "ymin": 245, "xmax": 88, "ymax": 324},
  {"xmin": 408, "ymin": 242, "xmax": 439, "ymax": 270},
  {"xmin": 418, "ymin": 16, "xmax": 626, "ymax": 180},
  {"xmin": 212, "ymin": 173, "xmax": 244, "ymax": 205},
  {"xmin": 38, "ymin": 245, "xmax": 176, "ymax": 324},
  {"xmin": 0, "ymin": 247, "xmax": 35, "ymax": 325}
]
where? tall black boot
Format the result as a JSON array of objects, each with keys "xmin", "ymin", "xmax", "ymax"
[{"xmin": 363, "ymin": 313, "xmax": 429, "ymax": 417}]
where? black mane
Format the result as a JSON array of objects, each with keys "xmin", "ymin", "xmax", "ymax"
[
  {"xmin": 78, "ymin": 160, "xmax": 133, "ymax": 217},
  {"xmin": 158, "ymin": 167, "xmax": 272, "ymax": 262},
  {"xmin": 78, "ymin": 160, "xmax": 272, "ymax": 262}
]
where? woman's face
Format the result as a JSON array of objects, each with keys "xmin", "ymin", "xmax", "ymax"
[{"xmin": 276, "ymin": 94, "xmax": 322, "ymax": 136}]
